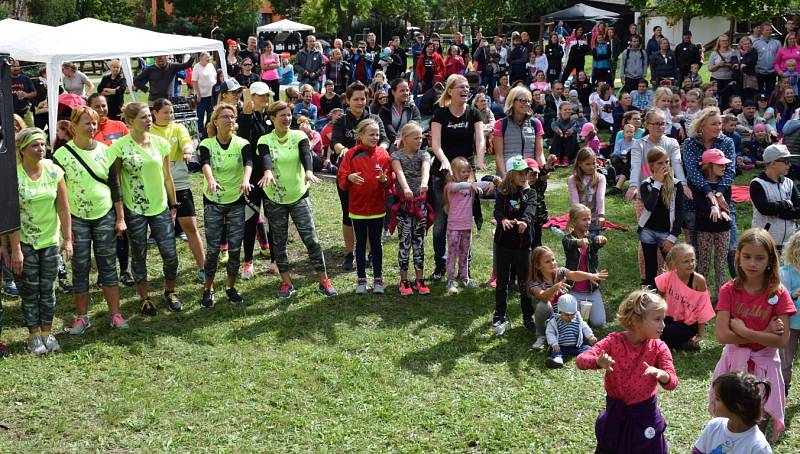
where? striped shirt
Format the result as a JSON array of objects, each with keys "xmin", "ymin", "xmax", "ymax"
[{"xmin": 554, "ymin": 316, "xmax": 581, "ymax": 346}]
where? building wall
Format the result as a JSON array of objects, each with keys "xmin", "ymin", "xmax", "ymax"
[{"xmin": 639, "ymin": 14, "xmax": 732, "ymax": 48}]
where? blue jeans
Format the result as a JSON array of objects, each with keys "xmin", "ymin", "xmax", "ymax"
[
  {"xmin": 549, "ymin": 344, "xmax": 591, "ymax": 360},
  {"xmin": 197, "ymin": 96, "xmax": 213, "ymax": 135},
  {"xmin": 301, "ymin": 77, "xmax": 321, "ymax": 93},
  {"xmin": 639, "ymin": 228, "xmax": 671, "ymax": 288},
  {"xmin": 638, "ymin": 228, "xmax": 671, "ymax": 246}
]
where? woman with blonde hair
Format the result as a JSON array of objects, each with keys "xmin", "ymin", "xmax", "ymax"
[
  {"xmin": 191, "ymin": 52, "xmax": 217, "ymax": 135},
  {"xmin": 493, "ymin": 85, "xmax": 545, "ymax": 176}
]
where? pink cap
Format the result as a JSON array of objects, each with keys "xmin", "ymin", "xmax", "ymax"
[
  {"xmin": 524, "ymin": 158, "xmax": 540, "ymax": 172},
  {"xmin": 753, "ymin": 123, "xmax": 767, "ymax": 133},
  {"xmin": 700, "ymin": 148, "xmax": 732, "ymax": 166},
  {"xmin": 579, "ymin": 122, "xmax": 595, "ymax": 137}
]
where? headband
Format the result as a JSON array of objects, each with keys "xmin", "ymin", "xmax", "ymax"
[{"xmin": 18, "ymin": 132, "xmax": 46, "ymax": 150}]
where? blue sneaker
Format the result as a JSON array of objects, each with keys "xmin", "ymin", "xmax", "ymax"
[
  {"xmin": 278, "ymin": 283, "xmax": 296, "ymax": 299},
  {"xmin": 2, "ymin": 281, "xmax": 19, "ymax": 298},
  {"xmin": 198, "ymin": 270, "xmax": 206, "ymax": 283}
]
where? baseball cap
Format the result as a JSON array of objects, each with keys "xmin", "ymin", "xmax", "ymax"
[
  {"xmin": 757, "ymin": 93, "xmax": 768, "ymax": 102},
  {"xmin": 568, "ymin": 89, "xmax": 579, "ymax": 98},
  {"xmin": 506, "ymin": 155, "xmax": 529, "ymax": 172},
  {"xmin": 557, "ymin": 294, "xmax": 578, "ymax": 314},
  {"xmin": 220, "ymin": 78, "xmax": 243, "ymax": 93},
  {"xmin": 700, "ymin": 148, "xmax": 732, "ymax": 166},
  {"xmin": 580, "ymin": 122, "xmax": 596, "ymax": 137},
  {"xmin": 249, "ymin": 81, "xmax": 273, "ymax": 96},
  {"xmin": 524, "ymin": 158, "xmax": 540, "ymax": 173},
  {"xmin": 763, "ymin": 144, "xmax": 791, "ymax": 163},
  {"xmin": 753, "ymin": 123, "xmax": 767, "ymax": 133}
]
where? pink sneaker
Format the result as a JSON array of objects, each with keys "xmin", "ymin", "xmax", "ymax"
[
  {"xmin": 487, "ymin": 272, "xmax": 497, "ymax": 288},
  {"xmin": 110, "ymin": 313, "xmax": 129, "ymax": 330}
]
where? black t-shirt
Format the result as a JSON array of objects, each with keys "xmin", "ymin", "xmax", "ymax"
[
  {"xmin": 432, "ymin": 105, "xmax": 481, "ymax": 169},
  {"xmin": 423, "ymin": 56, "xmax": 435, "ymax": 84},
  {"xmin": 320, "ymin": 94, "xmax": 343, "ymax": 116}
]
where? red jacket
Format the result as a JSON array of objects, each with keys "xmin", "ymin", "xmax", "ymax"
[
  {"xmin": 415, "ymin": 52, "xmax": 446, "ymax": 90},
  {"xmin": 338, "ymin": 144, "xmax": 392, "ymax": 217}
]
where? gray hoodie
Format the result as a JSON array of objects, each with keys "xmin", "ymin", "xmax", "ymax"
[{"xmin": 620, "ymin": 46, "xmax": 648, "ymax": 80}]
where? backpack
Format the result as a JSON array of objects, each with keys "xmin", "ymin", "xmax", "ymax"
[{"xmin": 623, "ymin": 48, "xmax": 646, "ymax": 76}]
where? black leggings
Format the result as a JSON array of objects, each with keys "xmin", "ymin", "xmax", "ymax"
[
  {"xmin": 660, "ymin": 316, "xmax": 698, "ymax": 349},
  {"xmin": 642, "ymin": 242, "xmax": 667, "ymax": 288},
  {"xmin": 353, "ymin": 217, "xmax": 383, "ymax": 279},
  {"xmin": 243, "ymin": 188, "xmax": 274, "ymax": 263},
  {"xmin": 264, "ymin": 79, "xmax": 281, "ymax": 102},
  {"xmin": 116, "ymin": 234, "xmax": 129, "ymax": 272},
  {"xmin": 550, "ymin": 133, "xmax": 578, "ymax": 162}
]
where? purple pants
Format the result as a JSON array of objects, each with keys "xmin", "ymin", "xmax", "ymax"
[
  {"xmin": 594, "ymin": 395, "xmax": 667, "ymax": 454},
  {"xmin": 446, "ymin": 229, "xmax": 471, "ymax": 280}
]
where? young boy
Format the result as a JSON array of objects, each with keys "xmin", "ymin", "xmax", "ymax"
[
  {"xmin": 722, "ymin": 114, "xmax": 744, "ymax": 172},
  {"xmin": 688, "ymin": 63, "xmax": 702, "ymax": 88},
  {"xmin": 750, "ymin": 144, "xmax": 800, "ymax": 250},
  {"xmin": 545, "ymin": 294, "xmax": 597, "ymax": 369},
  {"xmin": 631, "ymin": 79, "xmax": 653, "ymax": 111}
]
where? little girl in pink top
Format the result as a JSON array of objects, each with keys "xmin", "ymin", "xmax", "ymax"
[
  {"xmin": 577, "ymin": 289, "xmax": 678, "ymax": 453},
  {"xmin": 711, "ymin": 228, "xmax": 797, "ymax": 443},
  {"xmin": 656, "ymin": 243, "xmax": 715, "ymax": 351},
  {"xmin": 567, "ymin": 148, "xmax": 605, "ymax": 234}
]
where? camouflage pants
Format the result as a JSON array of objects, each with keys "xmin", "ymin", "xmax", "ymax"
[
  {"xmin": 15, "ymin": 244, "xmax": 60, "ymax": 328},
  {"xmin": 204, "ymin": 203, "xmax": 244, "ymax": 279},
  {"xmin": 71, "ymin": 209, "xmax": 119, "ymax": 294},
  {"xmin": 126, "ymin": 208, "xmax": 179, "ymax": 284}
]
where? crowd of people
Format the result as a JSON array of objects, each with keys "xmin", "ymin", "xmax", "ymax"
[{"xmin": 8, "ymin": 17, "xmax": 800, "ymax": 451}]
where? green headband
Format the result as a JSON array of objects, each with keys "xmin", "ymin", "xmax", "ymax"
[{"xmin": 18, "ymin": 132, "xmax": 46, "ymax": 150}]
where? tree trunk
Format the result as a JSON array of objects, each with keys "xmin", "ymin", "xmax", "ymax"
[{"xmin": 682, "ymin": 15, "xmax": 692, "ymax": 34}]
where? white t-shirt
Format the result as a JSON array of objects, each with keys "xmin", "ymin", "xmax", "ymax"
[
  {"xmin": 588, "ymin": 92, "xmax": 617, "ymax": 125},
  {"xmin": 191, "ymin": 62, "xmax": 217, "ymax": 98},
  {"xmin": 694, "ymin": 418, "xmax": 771, "ymax": 454}
]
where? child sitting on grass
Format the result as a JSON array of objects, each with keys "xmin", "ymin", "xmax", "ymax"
[{"xmin": 545, "ymin": 294, "xmax": 597, "ymax": 368}]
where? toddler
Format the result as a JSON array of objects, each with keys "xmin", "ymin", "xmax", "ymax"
[{"xmin": 545, "ymin": 294, "xmax": 597, "ymax": 368}]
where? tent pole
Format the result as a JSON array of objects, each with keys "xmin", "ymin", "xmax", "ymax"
[
  {"xmin": 46, "ymin": 60, "xmax": 59, "ymax": 148},
  {"xmin": 121, "ymin": 58, "xmax": 137, "ymax": 102}
]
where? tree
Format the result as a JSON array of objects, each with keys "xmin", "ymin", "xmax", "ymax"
[
  {"xmin": 626, "ymin": 0, "xmax": 794, "ymax": 32},
  {"xmin": 165, "ymin": 0, "xmax": 261, "ymax": 37},
  {"xmin": 25, "ymin": 0, "xmax": 138, "ymax": 26}
]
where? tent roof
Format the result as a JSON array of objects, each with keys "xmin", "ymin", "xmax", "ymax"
[
  {"xmin": 257, "ymin": 19, "xmax": 315, "ymax": 34},
  {"xmin": 6, "ymin": 18, "xmax": 224, "ymax": 63},
  {"xmin": 545, "ymin": 3, "xmax": 620, "ymax": 20},
  {"xmin": 0, "ymin": 19, "xmax": 53, "ymax": 54}
]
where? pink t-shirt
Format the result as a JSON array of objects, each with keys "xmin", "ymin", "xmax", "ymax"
[
  {"xmin": 446, "ymin": 185, "xmax": 474, "ymax": 231},
  {"xmin": 491, "ymin": 117, "xmax": 545, "ymax": 138},
  {"xmin": 655, "ymin": 271, "xmax": 715, "ymax": 326},
  {"xmin": 572, "ymin": 247, "xmax": 590, "ymax": 293},
  {"xmin": 716, "ymin": 281, "xmax": 796, "ymax": 351},
  {"xmin": 261, "ymin": 53, "xmax": 279, "ymax": 81},
  {"xmin": 577, "ymin": 331, "xmax": 678, "ymax": 405}
]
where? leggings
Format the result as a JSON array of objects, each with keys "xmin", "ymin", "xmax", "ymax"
[
  {"xmin": 16, "ymin": 244, "xmax": 59, "ymax": 328},
  {"xmin": 446, "ymin": 229, "xmax": 471, "ymax": 281},
  {"xmin": 494, "ymin": 245, "xmax": 533, "ymax": 324},
  {"xmin": 396, "ymin": 207, "xmax": 426, "ymax": 272},
  {"xmin": 353, "ymin": 217, "xmax": 383, "ymax": 279},
  {"xmin": 696, "ymin": 230, "xmax": 730, "ymax": 297},
  {"xmin": 549, "ymin": 133, "xmax": 578, "ymax": 162},
  {"xmin": 660, "ymin": 316, "xmax": 699, "ymax": 350},
  {"xmin": 267, "ymin": 197, "xmax": 327, "ymax": 274},
  {"xmin": 204, "ymin": 203, "xmax": 245, "ymax": 279},
  {"xmin": 242, "ymin": 188, "xmax": 274, "ymax": 263},
  {"xmin": 125, "ymin": 208, "xmax": 179, "ymax": 285},
  {"xmin": 642, "ymin": 242, "xmax": 667, "ymax": 289},
  {"xmin": 117, "ymin": 234, "xmax": 129, "ymax": 273}
]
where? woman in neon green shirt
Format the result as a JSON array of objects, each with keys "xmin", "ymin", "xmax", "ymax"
[
  {"xmin": 110, "ymin": 102, "xmax": 180, "ymax": 316},
  {"xmin": 199, "ymin": 103, "xmax": 253, "ymax": 308},
  {"xmin": 54, "ymin": 107, "xmax": 128, "ymax": 334},
  {"xmin": 10, "ymin": 128, "xmax": 73, "ymax": 354},
  {"xmin": 151, "ymin": 98, "xmax": 205, "ymax": 282}
]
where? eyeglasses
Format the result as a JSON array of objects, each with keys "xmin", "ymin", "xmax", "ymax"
[
  {"xmin": 243, "ymin": 63, "xmax": 253, "ymax": 66},
  {"xmin": 452, "ymin": 85, "xmax": 470, "ymax": 91},
  {"xmin": 217, "ymin": 115, "xmax": 236, "ymax": 121}
]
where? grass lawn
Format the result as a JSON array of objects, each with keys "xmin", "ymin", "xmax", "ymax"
[{"xmin": 2, "ymin": 149, "xmax": 800, "ymax": 452}]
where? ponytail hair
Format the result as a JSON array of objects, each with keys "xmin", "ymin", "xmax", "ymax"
[{"xmin": 713, "ymin": 371, "xmax": 771, "ymax": 428}]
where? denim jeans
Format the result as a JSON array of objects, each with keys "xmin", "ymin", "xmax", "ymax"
[
  {"xmin": 267, "ymin": 197, "xmax": 326, "ymax": 274},
  {"xmin": 204, "ymin": 203, "xmax": 245, "ymax": 279},
  {"xmin": 71, "ymin": 209, "xmax": 119, "ymax": 294},
  {"xmin": 639, "ymin": 228, "xmax": 671, "ymax": 288},
  {"xmin": 197, "ymin": 96, "xmax": 213, "ymax": 135},
  {"xmin": 16, "ymin": 244, "xmax": 60, "ymax": 328},
  {"xmin": 549, "ymin": 344, "xmax": 591, "ymax": 360},
  {"xmin": 301, "ymin": 77, "xmax": 321, "ymax": 93},
  {"xmin": 125, "ymin": 208, "xmax": 179, "ymax": 285},
  {"xmin": 638, "ymin": 228, "xmax": 671, "ymax": 246}
]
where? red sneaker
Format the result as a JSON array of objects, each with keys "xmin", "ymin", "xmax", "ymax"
[
  {"xmin": 399, "ymin": 280, "xmax": 414, "ymax": 296},
  {"xmin": 487, "ymin": 272, "xmax": 497, "ymax": 288},
  {"xmin": 414, "ymin": 279, "xmax": 431, "ymax": 295}
]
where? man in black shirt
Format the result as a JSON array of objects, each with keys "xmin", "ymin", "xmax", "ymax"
[
  {"xmin": 239, "ymin": 36, "xmax": 261, "ymax": 73},
  {"xmin": 133, "ymin": 55, "xmax": 194, "ymax": 104},
  {"xmin": 674, "ymin": 30, "xmax": 702, "ymax": 84}
]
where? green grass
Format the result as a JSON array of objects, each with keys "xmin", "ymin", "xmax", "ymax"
[{"xmin": 2, "ymin": 153, "xmax": 800, "ymax": 452}]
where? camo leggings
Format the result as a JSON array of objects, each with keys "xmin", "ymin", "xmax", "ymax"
[{"xmin": 16, "ymin": 244, "xmax": 60, "ymax": 328}]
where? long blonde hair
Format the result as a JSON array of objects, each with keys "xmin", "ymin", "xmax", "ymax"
[
  {"xmin": 647, "ymin": 146, "xmax": 675, "ymax": 207},
  {"xmin": 784, "ymin": 231, "xmax": 800, "ymax": 270},
  {"xmin": 443, "ymin": 156, "xmax": 473, "ymax": 214},
  {"xmin": 565, "ymin": 203, "xmax": 591, "ymax": 234},
  {"xmin": 571, "ymin": 148, "xmax": 599, "ymax": 194},
  {"xmin": 437, "ymin": 74, "xmax": 468, "ymax": 108}
]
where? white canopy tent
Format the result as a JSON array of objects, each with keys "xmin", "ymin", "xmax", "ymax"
[
  {"xmin": 256, "ymin": 19, "xmax": 315, "ymax": 34},
  {"xmin": 4, "ymin": 18, "xmax": 226, "ymax": 145},
  {"xmin": 0, "ymin": 18, "xmax": 53, "ymax": 49}
]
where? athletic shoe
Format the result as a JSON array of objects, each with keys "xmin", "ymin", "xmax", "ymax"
[
  {"xmin": 532, "ymin": 336, "xmax": 547, "ymax": 350},
  {"xmin": 198, "ymin": 270, "xmax": 206, "ymax": 283},
  {"xmin": 120, "ymin": 271, "xmax": 135, "ymax": 287},
  {"xmin": 492, "ymin": 319, "xmax": 510, "ymax": 336},
  {"xmin": 319, "ymin": 279, "xmax": 337, "ymax": 297},
  {"xmin": 44, "ymin": 334, "xmax": 60, "ymax": 353},
  {"xmin": 58, "ymin": 276, "xmax": 73, "ymax": 294},
  {"xmin": 28, "ymin": 336, "xmax": 47, "ymax": 355},
  {"xmin": 328, "ymin": 164, "xmax": 338, "ymax": 175},
  {"xmin": 165, "ymin": 291, "xmax": 182, "ymax": 312},
  {"xmin": 355, "ymin": 278, "xmax": 368, "ymax": 294},
  {"xmin": 2, "ymin": 281, "xmax": 19, "ymax": 297},
  {"xmin": 341, "ymin": 253, "xmax": 355, "ymax": 272},
  {"xmin": 200, "ymin": 289, "xmax": 215, "ymax": 308},
  {"xmin": 277, "ymin": 283, "xmax": 296, "ymax": 299},
  {"xmin": 446, "ymin": 279, "xmax": 459, "ymax": 294},
  {"xmin": 110, "ymin": 313, "xmax": 129, "ymax": 330},
  {"xmin": 141, "ymin": 298, "xmax": 158, "ymax": 316},
  {"xmin": 487, "ymin": 272, "xmax": 497, "ymax": 288},
  {"xmin": 373, "ymin": 278, "xmax": 385, "ymax": 294},
  {"xmin": 241, "ymin": 261, "xmax": 255, "ymax": 280},
  {"xmin": 414, "ymin": 279, "xmax": 430, "ymax": 295},
  {"xmin": 399, "ymin": 280, "xmax": 414, "ymax": 296},
  {"xmin": 546, "ymin": 356, "xmax": 564, "ymax": 368},
  {"xmin": 523, "ymin": 319, "xmax": 535, "ymax": 334},
  {"xmin": 383, "ymin": 229, "xmax": 392, "ymax": 240},
  {"xmin": 461, "ymin": 278, "xmax": 478, "ymax": 289},
  {"xmin": 226, "ymin": 287, "xmax": 244, "ymax": 304},
  {"xmin": 259, "ymin": 245, "xmax": 270, "ymax": 258},
  {"xmin": 430, "ymin": 264, "xmax": 445, "ymax": 281},
  {"xmin": 68, "ymin": 315, "xmax": 91, "ymax": 335},
  {"xmin": 178, "ymin": 232, "xmax": 188, "ymax": 242}
]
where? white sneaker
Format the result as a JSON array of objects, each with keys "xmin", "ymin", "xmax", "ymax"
[
  {"xmin": 355, "ymin": 279, "xmax": 368, "ymax": 294},
  {"xmin": 373, "ymin": 279, "xmax": 385, "ymax": 294},
  {"xmin": 446, "ymin": 279, "xmax": 459, "ymax": 294},
  {"xmin": 492, "ymin": 319, "xmax": 510, "ymax": 336},
  {"xmin": 461, "ymin": 278, "xmax": 478, "ymax": 289},
  {"xmin": 240, "ymin": 261, "xmax": 255, "ymax": 280},
  {"xmin": 28, "ymin": 336, "xmax": 47, "ymax": 355},
  {"xmin": 546, "ymin": 356, "xmax": 564, "ymax": 368},
  {"xmin": 532, "ymin": 336, "xmax": 547, "ymax": 350},
  {"xmin": 44, "ymin": 334, "xmax": 60, "ymax": 352}
]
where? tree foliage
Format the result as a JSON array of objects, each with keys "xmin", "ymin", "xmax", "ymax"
[
  {"xmin": 161, "ymin": 0, "xmax": 261, "ymax": 37},
  {"xmin": 626, "ymin": 0, "xmax": 793, "ymax": 22},
  {"xmin": 26, "ymin": 0, "xmax": 138, "ymax": 26}
]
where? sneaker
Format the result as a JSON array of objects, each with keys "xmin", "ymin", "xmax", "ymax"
[
  {"xmin": 523, "ymin": 319, "xmax": 535, "ymax": 334},
  {"xmin": 319, "ymin": 279, "xmax": 338, "ymax": 297},
  {"xmin": 200, "ymin": 289, "xmax": 215, "ymax": 308},
  {"xmin": 487, "ymin": 272, "xmax": 497, "ymax": 288},
  {"xmin": 165, "ymin": 291, "xmax": 182, "ymax": 312},
  {"xmin": 461, "ymin": 278, "xmax": 478, "ymax": 289},
  {"xmin": 414, "ymin": 279, "xmax": 430, "ymax": 295},
  {"xmin": 546, "ymin": 356, "xmax": 564, "ymax": 369},
  {"xmin": 399, "ymin": 280, "xmax": 414, "ymax": 296},
  {"xmin": 198, "ymin": 270, "xmax": 206, "ymax": 283},
  {"xmin": 68, "ymin": 315, "xmax": 91, "ymax": 335},
  {"xmin": 141, "ymin": 297, "xmax": 158, "ymax": 316},
  {"xmin": 120, "ymin": 271, "xmax": 135, "ymax": 287},
  {"xmin": 492, "ymin": 319, "xmax": 510, "ymax": 336},
  {"xmin": 226, "ymin": 287, "xmax": 244, "ymax": 304},
  {"xmin": 259, "ymin": 245, "xmax": 270, "ymax": 258},
  {"xmin": 430, "ymin": 264, "xmax": 445, "ymax": 281},
  {"xmin": 341, "ymin": 253, "xmax": 354, "ymax": 272},
  {"xmin": 383, "ymin": 229, "xmax": 392, "ymax": 240},
  {"xmin": 2, "ymin": 281, "xmax": 19, "ymax": 297},
  {"xmin": 373, "ymin": 278, "xmax": 385, "ymax": 294},
  {"xmin": 532, "ymin": 336, "xmax": 547, "ymax": 350},
  {"xmin": 28, "ymin": 336, "xmax": 47, "ymax": 355},
  {"xmin": 277, "ymin": 283, "xmax": 296, "ymax": 299},
  {"xmin": 328, "ymin": 164, "xmax": 338, "ymax": 175},
  {"xmin": 58, "ymin": 276, "xmax": 73, "ymax": 294},
  {"xmin": 44, "ymin": 333, "xmax": 60, "ymax": 352},
  {"xmin": 219, "ymin": 249, "xmax": 228, "ymax": 264},
  {"xmin": 355, "ymin": 278, "xmax": 368, "ymax": 294},
  {"xmin": 110, "ymin": 313, "xmax": 129, "ymax": 330},
  {"xmin": 446, "ymin": 279, "xmax": 459, "ymax": 294},
  {"xmin": 178, "ymin": 232, "xmax": 188, "ymax": 242},
  {"xmin": 241, "ymin": 261, "xmax": 255, "ymax": 280}
]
